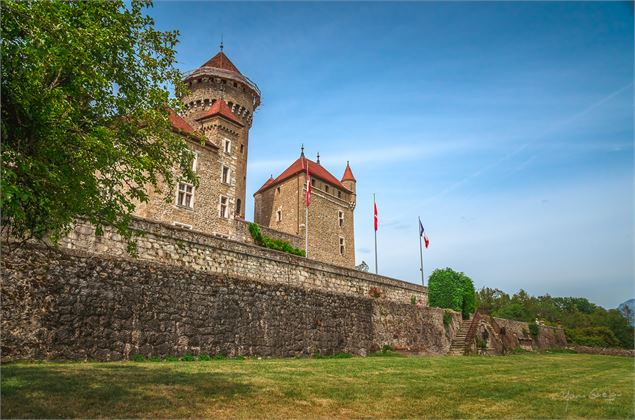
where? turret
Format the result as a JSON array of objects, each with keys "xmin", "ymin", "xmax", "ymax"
[{"xmin": 341, "ymin": 161, "xmax": 356, "ymax": 196}]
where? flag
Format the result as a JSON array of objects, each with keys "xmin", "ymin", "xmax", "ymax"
[
  {"xmin": 419, "ymin": 219, "xmax": 430, "ymax": 249},
  {"xmin": 374, "ymin": 201, "xmax": 378, "ymax": 231},
  {"xmin": 305, "ymin": 159, "xmax": 311, "ymax": 208}
]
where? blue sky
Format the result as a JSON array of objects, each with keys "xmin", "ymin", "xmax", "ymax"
[{"xmin": 149, "ymin": 1, "xmax": 633, "ymax": 308}]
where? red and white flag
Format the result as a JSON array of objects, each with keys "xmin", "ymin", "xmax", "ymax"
[
  {"xmin": 374, "ymin": 201, "xmax": 378, "ymax": 231},
  {"xmin": 305, "ymin": 159, "xmax": 311, "ymax": 208}
]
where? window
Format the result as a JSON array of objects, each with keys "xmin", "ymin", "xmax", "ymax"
[
  {"xmin": 337, "ymin": 191, "xmax": 341, "ymax": 199},
  {"xmin": 276, "ymin": 187, "xmax": 281, "ymax": 194},
  {"xmin": 223, "ymin": 138, "xmax": 231, "ymax": 153},
  {"xmin": 219, "ymin": 196, "xmax": 229, "ymax": 218},
  {"xmin": 236, "ymin": 199, "xmax": 241, "ymax": 215},
  {"xmin": 311, "ymin": 179, "xmax": 316, "ymax": 187},
  {"xmin": 325, "ymin": 185, "xmax": 329, "ymax": 193},
  {"xmin": 173, "ymin": 222, "xmax": 192, "ymax": 230},
  {"xmin": 276, "ymin": 209, "xmax": 282, "ymax": 222},
  {"xmin": 338, "ymin": 211, "xmax": 344, "ymax": 227},
  {"xmin": 177, "ymin": 182, "xmax": 194, "ymax": 208},
  {"xmin": 339, "ymin": 237, "xmax": 345, "ymax": 256},
  {"xmin": 192, "ymin": 151, "xmax": 198, "ymax": 172},
  {"xmin": 240, "ymin": 144, "xmax": 244, "ymax": 154},
  {"xmin": 222, "ymin": 166, "xmax": 230, "ymax": 184}
]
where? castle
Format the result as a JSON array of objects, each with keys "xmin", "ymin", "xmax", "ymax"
[{"xmin": 132, "ymin": 47, "xmax": 357, "ymax": 267}]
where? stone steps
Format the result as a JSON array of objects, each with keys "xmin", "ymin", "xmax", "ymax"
[{"xmin": 448, "ymin": 316, "xmax": 475, "ymax": 356}]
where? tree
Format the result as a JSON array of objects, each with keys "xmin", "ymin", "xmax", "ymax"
[
  {"xmin": 428, "ymin": 267, "xmax": 476, "ymax": 319},
  {"xmin": 1, "ymin": 0, "xmax": 196, "ymax": 247}
]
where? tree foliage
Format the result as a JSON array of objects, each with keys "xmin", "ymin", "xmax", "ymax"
[
  {"xmin": 1, "ymin": 0, "xmax": 196, "ymax": 245},
  {"xmin": 428, "ymin": 267, "xmax": 476, "ymax": 319},
  {"xmin": 476, "ymin": 287, "xmax": 634, "ymax": 348}
]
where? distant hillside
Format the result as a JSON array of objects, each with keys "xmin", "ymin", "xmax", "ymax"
[{"xmin": 618, "ymin": 299, "xmax": 635, "ymax": 327}]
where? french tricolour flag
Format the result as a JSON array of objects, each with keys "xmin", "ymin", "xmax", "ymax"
[{"xmin": 419, "ymin": 219, "xmax": 430, "ymax": 249}]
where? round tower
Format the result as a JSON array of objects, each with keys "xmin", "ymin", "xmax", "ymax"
[{"xmin": 180, "ymin": 46, "xmax": 261, "ymax": 219}]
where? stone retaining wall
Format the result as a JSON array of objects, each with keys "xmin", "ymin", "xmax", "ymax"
[
  {"xmin": 1, "ymin": 244, "xmax": 454, "ymax": 361},
  {"xmin": 57, "ymin": 218, "xmax": 427, "ymax": 305}
]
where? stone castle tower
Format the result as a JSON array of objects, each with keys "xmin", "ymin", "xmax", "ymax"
[
  {"xmin": 133, "ymin": 47, "xmax": 260, "ymax": 237},
  {"xmin": 253, "ymin": 150, "xmax": 357, "ymax": 268}
]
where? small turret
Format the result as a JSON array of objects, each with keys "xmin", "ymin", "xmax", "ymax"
[{"xmin": 341, "ymin": 161, "xmax": 356, "ymax": 195}]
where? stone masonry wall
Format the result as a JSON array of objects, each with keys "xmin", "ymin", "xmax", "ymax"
[
  {"xmin": 1, "ymin": 243, "xmax": 453, "ymax": 361},
  {"xmin": 57, "ymin": 218, "xmax": 428, "ymax": 305}
]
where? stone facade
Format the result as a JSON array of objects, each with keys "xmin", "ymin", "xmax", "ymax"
[
  {"xmin": 1, "ymin": 239, "xmax": 456, "ymax": 362},
  {"xmin": 254, "ymin": 156, "xmax": 357, "ymax": 268},
  {"xmin": 134, "ymin": 50, "xmax": 259, "ymax": 238}
]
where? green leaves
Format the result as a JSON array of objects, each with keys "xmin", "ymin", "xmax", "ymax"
[
  {"xmin": 428, "ymin": 267, "xmax": 476, "ymax": 319},
  {"xmin": 1, "ymin": 0, "xmax": 194, "ymax": 244}
]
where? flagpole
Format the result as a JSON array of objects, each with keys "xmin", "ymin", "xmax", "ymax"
[
  {"xmin": 419, "ymin": 217, "xmax": 424, "ymax": 286},
  {"xmin": 374, "ymin": 193, "xmax": 378, "ymax": 274},
  {"xmin": 305, "ymin": 181, "xmax": 309, "ymax": 258}
]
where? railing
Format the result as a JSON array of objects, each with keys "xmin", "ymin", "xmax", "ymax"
[{"xmin": 463, "ymin": 310, "xmax": 482, "ymax": 351}]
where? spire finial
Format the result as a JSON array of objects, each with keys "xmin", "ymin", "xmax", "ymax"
[
  {"xmin": 300, "ymin": 144, "xmax": 304, "ymax": 156},
  {"xmin": 317, "ymin": 152, "xmax": 320, "ymax": 164},
  {"xmin": 220, "ymin": 34, "xmax": 224, "ymax": 52}
]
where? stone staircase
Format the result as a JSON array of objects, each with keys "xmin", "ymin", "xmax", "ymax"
[{"xmin": 448, "ymin": 315, "xmax": 475, "ymax": 356}]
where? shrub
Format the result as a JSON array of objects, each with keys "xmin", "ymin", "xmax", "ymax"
[
  {"xmin": 248, "ymin": 222, "xmax": 305, "ymax": 257},
  {"xmin": 369, "ymin": 286, "xmax": 383, "ymax": 299},
  {"xmin": 313, "ymin": 351, "xmax": 324, "ymax": 359},
  {"xmin": 181, "ymin": 354, "xmax": 195, "ymax": 362},
  {"xmin": 198, "ymin": 354, "xmax": 211, "ymax": 361},
  {"xmin": 131, "ymin": 354, "xmax": 146, "ymax": 362},
  {"xmin": 213, "ymin": 353, "xmax": 226, "ymax": 360},
  {"xmin": 411, "ymin": 295, "xmax": 417, "ymax": 305},
  {"xmin": 428, "ymin": 268, "xmax": 476, "ymax": 319},
  {"xmin": 443, "ymin": 310, "xmax": 453, "ymax": 328},
  {"xmin": 382, "ymin": 344, "xmax": 393, "ymax": 353},
  {"xmin": 333, "ymin": 352, "xmax": 352, "ymax": 359},
  {"xmin": 493, "ymin": 303, "xmax": 531, "ymax": 322},
  {"xmin": 148, "ymin": 356, "xmax": 162, "ymax": 362},
  {"xmin": 475, "ymin": 336, "xmax": 487, "ymax": 350},
  {"xmin": 528, "ymin": 323, "xmax": 540, "ymax": 337},
  {"xmin": 163, "ymin": 356, "xmax": 179, "ymax": 362},
  {"xmin": 566, "ymin": 327, "xmax": 621, "ymax": 348}
]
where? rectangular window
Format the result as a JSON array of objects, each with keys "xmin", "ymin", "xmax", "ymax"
[
  {"xmin": 219, "ymin": 196, "xmax": 229, "ymax": 218},
  {"xmin": 177, "ymin": 182, "xmax": 194, "ymax": 208},
  {"xmin": 173, "ymin": 222, "xmax": 192, "ymax": 230},
  {"xmin": 224, "ymin": 138, "xmax": 231, "ymax": 154},
  {"xmin": 325, "ymin": 185, "xmax": 329, "ymax": 193},
  {"xmin": 339, "ymin": 237, "xmax": 345, "ymax": 256},
  {"xmin": 222, "ymin": 166, "xmax": 230, "ymax": 184},
  {"xmin": 337, "ymin": 190, "xmax": 342, "ymax": 199},
  {"xmin": 338, "ymin": 210, "xmax": 344, "ymax": 227}
]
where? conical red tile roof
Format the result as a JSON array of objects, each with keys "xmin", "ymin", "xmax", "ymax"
[
  {"xmin": 341, "ymin": 161, "xmax": 356, "ymax": 182},
  {"xmin": 196, "ymin": 99, "xmax": 244, "ymax": 126},
  {"xmin": 200, "ymin": 51, "xmax": 242, "ymax": 75}
]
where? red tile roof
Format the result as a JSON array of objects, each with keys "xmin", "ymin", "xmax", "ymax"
[
  {"xmin": 341, "ymin": 161, "xmax": 356, "ymax": 182},
  {"xmin": 196, "ymin": 99, "xmax": 244, "ymax": 126},
  {"xmin": 169, "ymin": 109, "xmax": 196, "ymax": 133},
  {"xmin": 200, "ymin": 51, "xmax": 242, "ymax": 75},
  {"xmin": 255, "ymin": 156, "xmax": 351, "ymax": 195}
]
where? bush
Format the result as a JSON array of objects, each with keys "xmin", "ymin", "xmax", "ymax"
[
  {"xmin": 428, "ymin": 268, "xmax": 476, "ymax": 319},
  {"xmin": 248, "ymin": 223, "xmax": 305, "ymax": 257},
  {"xmin": 198, "ymin": 354, "xmax": 211, "ymax": 361},
  {"xmin": 566, "ymin": 327, "xmax": 621, "ymax": 348},
  {"xmin": 411, "ymin": 295, "xmax": 417, "ymax": 305},
  {"xmin": 131, "ymin": 354, "xmax": 146, "ymax": 362},
  {"xmin": 213, "ymin": 353, "xmax": 226, "ymax": 360},
  {"xmin": 528, "ymin": 323, "xmax": 540, "ymax": 337},
  {"xmin": 163, "ymin": 356, "xmax": 179, "ymax": 362},
  {"xmin": 443, "ymin": 310, "xmax": 453, "ymax": 328},
  {"xmin": 333, "ymin": 352, "xmax": 352, "ymax": 359},
  {"xmin": 181, "ymin": 354, "xmax": 195, "ymax": 362},
  {"xmin": 493, "ymin": 303, "xmax": 531, "ymax": 322}
]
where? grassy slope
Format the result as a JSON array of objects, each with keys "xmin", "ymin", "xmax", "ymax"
[{"xmin": 2, "ymin": 354, "xmax": 633, "ymax": 419}]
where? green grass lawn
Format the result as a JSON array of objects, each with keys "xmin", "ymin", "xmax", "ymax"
[{"xmin": 2, "ymin": 353, "xmax": 633, "ymax": 419}]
